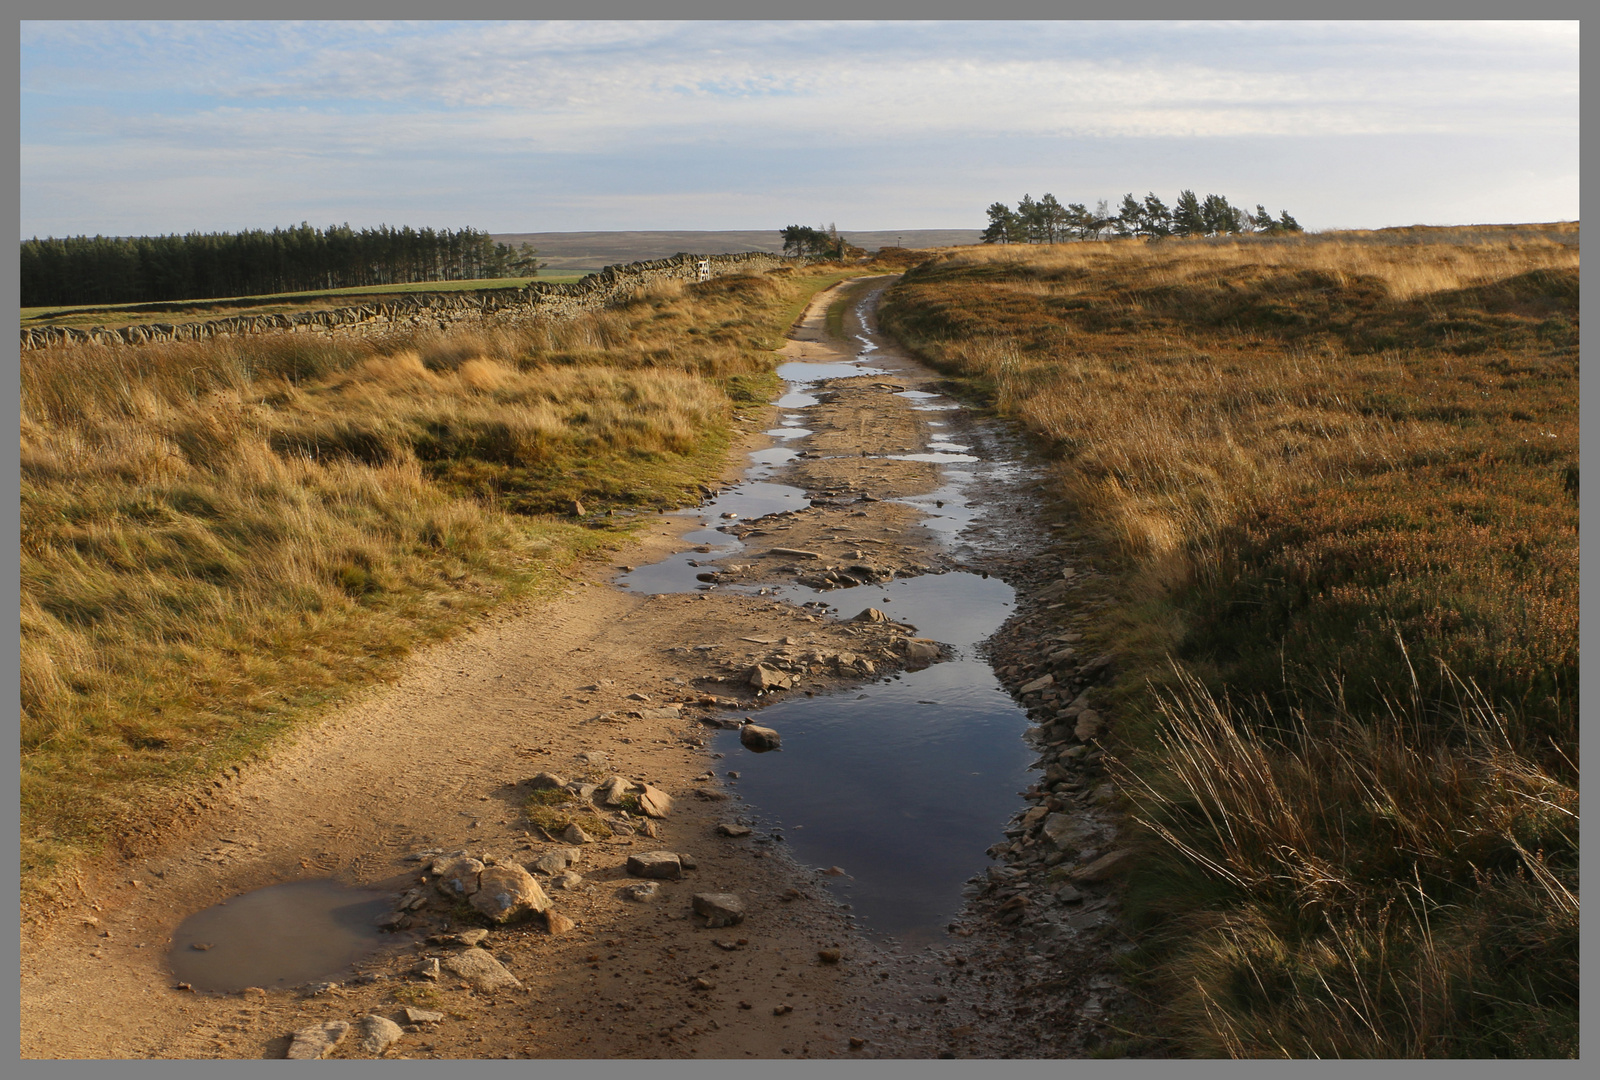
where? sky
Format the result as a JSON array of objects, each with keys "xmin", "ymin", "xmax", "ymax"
[{"xmin": 18, "ymin": 20, "xmax": 1580, "ymax": 237}]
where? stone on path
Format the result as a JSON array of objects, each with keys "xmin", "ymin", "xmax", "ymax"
[
  {"xmin": 470, "ymin": 864, "xmax": 551, "ymax": 923},
  {"xmin": 620, "ymin": 882, "xmax": 660, "ymax": 902},
  {"xmin": 563, "ymin": 823, "xmax": 595, "ymax": 844},
  {"xmin": 433, "ymin": 857, "xmax": 484, "ymax": 898},
  {"xmin": 545, "ymin": 910, "xmax": 577, "ymax": 935},
  {"xmin": 1070, "ymin": 849, "xmax": 1135, "ymax": 883},
  {"xmin": 716, "ymin": 823, "xmax": 752, "ymax": 837},
  {"xmin": 692, "ymin": 892, "xmax": 746, "ymax": 928},
  {"xmin": 550, "ymin": 870, "xmax": 584, "ymax": 890},
  {"xmin": 529, "ymin": 850, "xmax": 572, "ymax": 875},
  {"xmin": 746, "ymin": 664, "xmax": 793, "ymax": 691},
  {"xmin": 525, "ymin": 771, "xmax": 568, "ymax": 790},
  {"xmin": 403, "ymin": 1007, "xmax": 445, "ymax": 1024},
  {"xmin": 1040, "ymin": 813, "xmax": 1098, "ymax": 852},
  {"xmin": 429, "ymin": 928, "xmax": 489, "ymax": 947},
  {"xmin": 627, "ymin": 851, "xmax": 684, "ymax": 880},
  {"xmin": 638, "ymin": 784, "xmax": 673, "ymax": 818},
  {"xmin": 286, "ymin": 1020, "xmax": 350, "ymax": 1059},
  {"xmin": 739, "ymin": 724, "xmax": 781, "ymax": 753},
  {"xmin": 356, "ymin": 1014, "xmax": 404, "ymax": 1056},
  {"xmin": 442, "ymin": 948, "xmax": 523, "ymax": 991}
]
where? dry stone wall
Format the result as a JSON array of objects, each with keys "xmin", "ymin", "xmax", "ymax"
[{"xmin": 20, "ymin": 251, "xmax": 808, "ymax": 351}]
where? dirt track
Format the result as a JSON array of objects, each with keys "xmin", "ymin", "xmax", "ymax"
[{"xmin": 20, "ymin": 278, "xmax": 1128, "ymax": 1060}]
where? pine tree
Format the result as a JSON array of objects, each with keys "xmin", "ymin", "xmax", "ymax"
[
  {"xmin": 1173, "ymin": 190, "xmax": 1205, "ymax": 236},
  {"xmin": 981, "ymin": 202, "xmax": 1017, "ymax": 244}
]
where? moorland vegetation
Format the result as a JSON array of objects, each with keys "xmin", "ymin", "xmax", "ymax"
[
  {"xmin": 880, "ymin": 223, "xmax": 1579, "ymax": 1058},
  {"xmin": 19, "ymin": 263, "xmax": 861, "ymax": 904}
]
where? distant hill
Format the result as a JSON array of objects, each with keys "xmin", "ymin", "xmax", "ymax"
[{"xmin": 492, "ymin": 229, "xmax": 983, "ymax": 276}]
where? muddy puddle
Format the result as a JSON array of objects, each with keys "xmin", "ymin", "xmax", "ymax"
[
  {"xmin": 619, "ymin": 285, "xmax": 1039, "ymax": 943},
  {"xmin": 167, "ymin": 879, "xmax": 395, "ymax": 993}
]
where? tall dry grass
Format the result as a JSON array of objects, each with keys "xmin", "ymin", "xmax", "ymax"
[
  {"xmin": 20, "ymin": 267, "xmax": 857, "ymax": 902},
  {"xmin": 880, "ymin": 227, "xmax": 1578, "ymax": 1057}
]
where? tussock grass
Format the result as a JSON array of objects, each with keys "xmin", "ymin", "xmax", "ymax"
[
  {"xmin": 880, "ymin": 226, "xmax": 1578, "ymax": 1057},
  {"xmin": 20, "ymin": 267, "xmax": 863, "ymax": 905}
]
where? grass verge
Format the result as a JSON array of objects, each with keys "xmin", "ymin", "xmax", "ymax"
[
  {"xmin": 20, "ymin": 264, "xmax": 872, "ymax": 909},
  {"xmin": 878, "ymin": 226, "xmax": 1578, "ymax": 1057}
]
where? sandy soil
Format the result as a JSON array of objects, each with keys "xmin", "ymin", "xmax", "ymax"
[{"xmin": 20, "ymin": 277, "xmax": 1131, "ymax": 1060}]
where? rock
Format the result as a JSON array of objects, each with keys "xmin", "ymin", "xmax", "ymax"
[
  {"xmin": 1074, "ymin": 710, "xmax": 1105, "ymax": 741},
  {"xmin": 1071, "ymin": 849, "xmax": 1135, "ymax": 883},
  {"xmin": 403, "ymin": 1007, "xmax": 445, "ymax": 1024},
  {"xmin": 739, "ymin": 724, "xmax": 782, "ymax": 753},
  {"xmin": 414, "ymin": 958, "xmax": 440, "ymax": 980},
  {"xmin": 640, "ymin": 818, "xmax": 660, "ymax": 838},
  {"xmin": 692, "ymin": 976, "xmax": 717, "ymax": 991},
  {"xmin": 1019, "ymin": 673, "xmax": 1054, "ymax": 694},
  {"xmin": 286, "ymin": 1020, "xmax": 351, "ymax": 1059},
  {"xmin": 550, "ymin": 870, "xmax": 584, "ymax": 889},
  {"xmin": 817, "ymin": 948, "xmax": 841, "ymax": 964},
  {"xmin": 356, "ymin": 1014, "xmax": 404, "ymax": 1056},
  {"xmin": 770, "ymin": 548, "xmax": 822, "ymax": 559},
  {"xmin": 545, "ymin": 910, "xmax": 577, "ymax": 934},
  {"xmin": 638, "ymin": 784, "xmax": 673, "ymax": 818},
  {"xmin": 529, "ymin": 851, "xmax": 572, "ymax": 876},
  {"xmin": 746, "ymin": 664, "xmax": 793, "ymax": 691},
  {"xmin": 1091, "ymin": 781, "xmax": 1116, "ymax": 805},
  {"xmin": 429, "ymin": 928, "xmax": 489, "ymax": 947},
  {"xmin": 1035, "ymin": 579, "xmax": 1073, "ymax": 602},
  {"xmin": 679, "ymin": 853, "xmax": 698, "ymax": 870},
  {"xmin": 470, "ymin": 865, "xmax": 551, "ymax": 923},
  {"xmin": 1053, "ymin": 883, "xmax": 1084, "ymax": 904},
  {"xmin": 442, "ymin": 948, "xmax": 523, "ymax": 991},
  {"xmin": 774, "ymin": 1004, "xmax": 794, "ymax": 1015},
  {"xmin": 850, "ymin": 607, "xmax": 888, "ymax": 623},
  {"xmin": 627, "ymin": 851, "xmax": 684, "ymax": 880},
  {"xmin": 598, "ymin": 775, "xmax": 633, "ymax": 807},
  {"xmin": 525, "ymin": 771, "xmax": 569, "ymax": 790},
  {"xmin": 903, "ymin": 639, "xmax": 941, "ymax": 663},
  {"xmin": 569, "ymin": 499, "xmax": 585, "ymax": 517},
  {"xmin": 562, "ymin": 823, "xmax": 595, "ymax": 844},
  {"xmin": 692, "ymin": 892, "xmax": 746, "ymax": 928},
  {"xmin": 620, "ymin": 882, "xmax": 660, "ymax": 902},
  {"xmin": 1041, "ymin": 813, "xmax": 1098, "ymax": 852},
  {"xmin": 433, "ymin": 857, "xmax": 484, "ymax": 898},
  {"xmin": 717, "ymin": 823, "xmax": 753, "ymax": 837}
]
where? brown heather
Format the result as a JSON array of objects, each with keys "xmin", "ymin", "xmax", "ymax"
[
  {"xmin": 19, "ymin": 267, "xmax": 862, "ymax": 900},
  {"xmin": 879, "ymin": 225, "xmax": 1578, "ymax": 1058}
]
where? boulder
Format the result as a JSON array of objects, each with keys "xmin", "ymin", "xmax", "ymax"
[
  {"xmin": 627, "ymin": 851, "xmax": 684, "ymax": 880},
  {"xmin": 356, "ymin": 1014, "xmax": 403, "ymax": 1056},
  {"xmin": 692, "ymin": 892, "xmax": 746, "ymax": 928},
  {"xmin": 903, "ymin": 639, "xmax": 941, "ymax": 663},
  {"xmin": 850, "ymin": 607, "xmax": 888, "ymax": 623},
  {"xmin": 1074, "ymin": 709, "xmax": 1105, "ymax": 741},
  {"xmin": 442, "ymin": 948, "xmax": 523, "ymax": 991},
  {"xmin": 286, "ymin": 1020, "xmax": 351, "ymax": 1059},
  {"xmin": 739, "ymin": 724, "xmax": 781, "ymax": 753},
  {"xmin": 545, "ymin": 910, "xmax": 577, "ymax": 934},
  {"xmin": 470, "ymin": 865, "xmax": 550, "ymax": 923}
]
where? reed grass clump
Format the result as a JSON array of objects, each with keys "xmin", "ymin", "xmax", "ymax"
[{"xmin": 880, "ymin": 225, "xmax": 1578, "ymax": 1057}]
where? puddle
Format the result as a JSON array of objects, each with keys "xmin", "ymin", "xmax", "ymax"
[
  {"xmin": 619, "ymin": 289, "xmax": 1042, "ymax": 940},
  {"xmin": 167, "ymin": 879, "xmax": 394, "ymax": 992},
  {"xmin": 717, "ymin": 573, "xmax": 1031, "ymax": 941}
]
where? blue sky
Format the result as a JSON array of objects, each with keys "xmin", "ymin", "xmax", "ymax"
[{"xmin": 19, "ymin": 20, "xmax": 1580, "ymax": 237}]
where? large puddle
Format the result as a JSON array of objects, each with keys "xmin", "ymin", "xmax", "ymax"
[
  {"xmin": 167, "ymin": 879, "xmax": 394, "ymax": 992},
  {"xmin": 621, "ymin": 285, "xmax": 1038, "ymax": 942}
]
